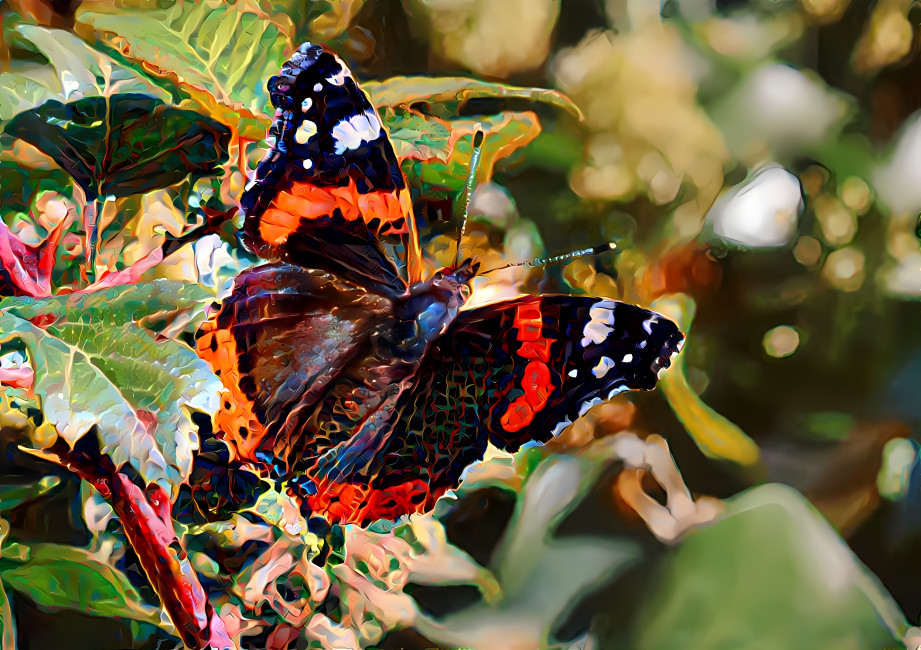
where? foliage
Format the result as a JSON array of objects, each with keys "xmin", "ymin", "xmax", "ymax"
[{"xmin": 0, "ymin": 0, "xmax": 920, "ymax": 649}]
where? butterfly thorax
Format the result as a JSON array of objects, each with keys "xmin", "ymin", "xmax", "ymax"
[{"xmin": 375, "ymin": 259, "xmax": 479, "ymax": 362}]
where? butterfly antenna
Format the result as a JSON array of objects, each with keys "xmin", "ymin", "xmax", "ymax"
[
  {"xmin": 454, "ymin": 127, "xmax": 485, "ymax": 268},
  {"xmin": 479, "ymin": 242, "xmax": 618, "ymax": 274}
]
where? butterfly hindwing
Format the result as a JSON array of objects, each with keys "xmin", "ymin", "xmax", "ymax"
[
  {"xmin": 196, "ymin": 262, "xmax": 395, "ymax": 465},
  {"xmin": 305, "ymin": 295, "xmax": 684, "ymax": 523},
  {"xmin": 241, "ymin": 43, "xmax": 419, "ymax": 296}
]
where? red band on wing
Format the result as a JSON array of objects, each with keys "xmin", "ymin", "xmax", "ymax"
[
  {"xmin": 258, "ymin": 179, "xmax": 407, "ymax": 250},
  {"xmin": 300, "ymin": 478, "xmax": 445, "ymax": 525},
  {"xmin": 500, "ymin": 303, "xmax": 556, "ymax": 433}
]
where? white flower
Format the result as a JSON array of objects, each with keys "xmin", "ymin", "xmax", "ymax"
[{"xmin": 708, "ymin": 165, "xmax": 803, "ymax": 248}]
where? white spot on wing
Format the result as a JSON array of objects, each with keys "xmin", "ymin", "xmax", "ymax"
[
  {"xmin": 551, "ymin": 419, "xmax": 572, "ymax": 437},
  {"xmin": 301, "ymin": 97, "xmax": 313, "ymax": 112},
  {"xmin": 302, "ymin": 158, "xmax": 313, "ymax": 170},
  {"xmin": 313, "ymin": 82, "xmax": 322, "ymax": 92},
  {"xmin": 581, "ymin": 299, "xmax": 617, "ymax": 347},
  {"xmin": 579, "ymin": 397, "xmax": 604, "ymax": 416},
  {"xmin": 568, "ymin": 368, "xmax": 578, "ymax": 378},
  {"xmin": 591, "ymin": 356, "xmax": 616, "ymax": 378},
  {"xmin": 332, "ymin": 108, "xmax": 383, "ymax": 154},
  {"xmin": 607, "ymin": 385, "xmax": 628, "ymax": 399},
  {"xmin": 622, "ymin": 353, "xmax": 633, "ymax": 363},
  {"xmin": 295, "ymin": 120, "xmax": 318, "ymax": 144},
  {"xmin": 581, "ymin": 321, "xmax": 611, "ymax": 347}
]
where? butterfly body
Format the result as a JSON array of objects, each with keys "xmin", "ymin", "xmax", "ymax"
[{"xmin": 196, "ymin": 43, "xmax": 684, "ymax": 525}]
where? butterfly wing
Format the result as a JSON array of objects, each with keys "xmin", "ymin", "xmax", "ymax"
[
  {"xmin": 241, "ymin": 42, "xmax": 422, "ymax": 296},
  {"xmin": 302, "ymin": 295, "xmax": 684, "ymax": 524},
  {"xmin": 196, "ymin": 262, "xmax": 395, "ymax": 465}
]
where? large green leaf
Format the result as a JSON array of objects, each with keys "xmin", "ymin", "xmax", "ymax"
[
  {"xmin": 3, "ymin": 94, "xmax": 231, "ymax": 200},
  {"xmin": 75, "ymin": 0, "xmax": 291, "ymax": 116},
  {"xmin": 0, "ymin": 544, "xmax": 161, "ymax": 626},
  {"xmin": 0, "ymin": 24, "xmax": 173, "ymax": 122},
  {"xmin": 0, "ymin": 310, "xmax": 220, "ymax": 492},
  {"xmin": 0, "ymin": 68, "xmax": 59, "ymax": 123}
]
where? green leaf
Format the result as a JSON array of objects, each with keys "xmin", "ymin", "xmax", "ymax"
[
  {"xmin": 0, "ymin": 544, "xmax": 161, "ymax": 626},
  {"xmin": 75, "ymin": 0, "xmax": 292, "ymax": 116},
  {"xmin": 0, "ymin": 310, "xmax": 220, "ymax": 492},
  {"xmin": 0, "ymin": 24, "xmax": 173, "ymax": 122},
  {"xmin": 366, "ymin": 77, "xmax": 583, "ymax": 119},
  {"xmin": 414, "ymin": 453, "xmax": 642, "ymax": 648},
  {"xmin": 0, "ymin": 279, "xmax": 215, "ymax": 336},
  {"xmin": 3, "ymin": 94, "xmax": 231, "ymax": 200}
]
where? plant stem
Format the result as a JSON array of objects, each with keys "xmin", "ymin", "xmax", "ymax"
[
  {"xmin": 52, "ymin": 447, "xmax": 232, "ymax": 649},
  {"xmin": 82, "ymin": 198, "xmax": 101, "ymax": 284}
]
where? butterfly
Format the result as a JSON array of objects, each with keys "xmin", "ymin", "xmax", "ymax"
[{"xmin": 195, "ymin": 42, "xmax": 685, "ymax": 526}]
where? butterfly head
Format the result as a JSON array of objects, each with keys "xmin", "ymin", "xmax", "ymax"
[{"xmin": 422, "ymin": 258, "xmax": 480, "ymax": 308}]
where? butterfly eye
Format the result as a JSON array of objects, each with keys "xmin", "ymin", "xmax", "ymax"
[
  {"xmin": 461, "ymin": 285, "xmax": 471, "ymax": 297},
  {"xmin": 433, "ymin": 272, "xmax": 444, "ymax": 281}
]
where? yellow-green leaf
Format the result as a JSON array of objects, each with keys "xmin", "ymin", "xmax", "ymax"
[
  {"xmin": 366, "ymin": 77, "xmax": 583, "ymax": 119},
  {"xmin": 0, "ymin": 576, "xmax": 13, "ymax": 650}
]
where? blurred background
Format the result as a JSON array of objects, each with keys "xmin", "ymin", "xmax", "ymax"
[
  {"xmin": 4, "ymin": 0, "xmax": 921, "ymax": 648},
  {"xmin": 337, "ymin": 0, "xmax": 921, "ymax": 629}
]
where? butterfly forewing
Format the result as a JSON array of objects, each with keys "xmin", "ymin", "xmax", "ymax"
[{"xmin": 240, "ymin": 43, "xmax": 420, "ymax": 295}]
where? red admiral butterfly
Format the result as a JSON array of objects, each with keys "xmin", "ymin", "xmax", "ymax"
[{"xmin": 196, "ymin": 43, "xmax": 684, "ymax": 525}]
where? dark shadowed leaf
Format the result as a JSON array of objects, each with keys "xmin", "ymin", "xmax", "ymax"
[
  {"xmin": 3, "ymin": 94, "xmax": 231, "ymax": 200},
  {"xmin": 0, "ymin": 544, "xmax": 161, "ymax": 626},
  {"xmin": 0, "ymin": 161, "xmax": 74, "ymax": 218},
  {"xmin": 0, "ymin": 477, "xmax": 61, "ymax": 513}
]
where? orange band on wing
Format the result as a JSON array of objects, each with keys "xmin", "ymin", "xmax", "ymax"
[
  {"xmin": 196, "ymin": 320, "xmax": 267, "ymax": 462},
  {"xmin": 258, "ymin": 178, "xmax": 408, "ymax": 249}
]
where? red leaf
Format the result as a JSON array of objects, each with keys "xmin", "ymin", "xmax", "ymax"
[{"xmin": 0, "ymin": 218, "xmax": 67, "ymax": 298}]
